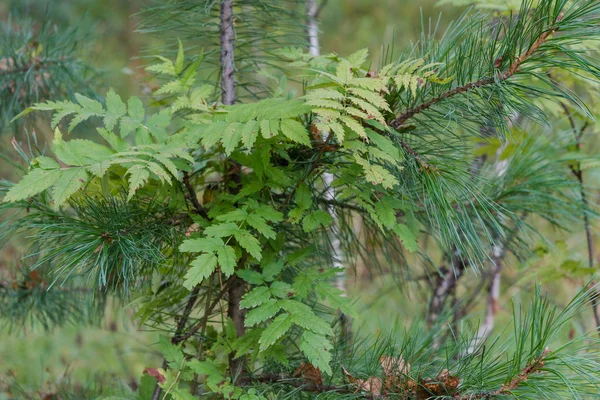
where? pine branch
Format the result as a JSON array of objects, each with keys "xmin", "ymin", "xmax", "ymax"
[
  {"xmin": 492, "ymin": 348, "xmax": 550, "ymax": 396},
  {"xmin": 389, "ymin": 12, "xmax": 564, "ymax": 130}
]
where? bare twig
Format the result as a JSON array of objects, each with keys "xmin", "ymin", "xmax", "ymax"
[
  {"xmin": 151, "ymin": 285, "xmax": 201, "ymax": 400},
  {"xmin": 557, "ymin": 100, "xmax": 600, "ymax": 335},
  {"xmin": 182, "ymin": 171, "xmax": 208, "ymax": 219},
  {"xmin": 427, "ymin": 249, "xmax": 468, "ymax": 327}
]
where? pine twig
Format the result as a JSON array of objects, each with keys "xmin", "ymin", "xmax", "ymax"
[{"xmin": 390, "ymin": 13, "xmax": 563, "ymax": 129}]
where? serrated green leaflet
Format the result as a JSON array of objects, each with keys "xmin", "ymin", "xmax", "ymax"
[{"xmin": 258, "ymin": 313, "xmax": 292, "ymax": 351}]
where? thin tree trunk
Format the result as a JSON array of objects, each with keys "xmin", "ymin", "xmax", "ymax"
[
  {"xmin": 220, "ymin": 0, "xmax": 236, "ymax": 106},
  {"xmin": 220, "ymin": 0, "xmax": 246, "ymax": 382}
]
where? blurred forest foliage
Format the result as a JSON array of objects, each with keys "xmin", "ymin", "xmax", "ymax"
[{"xmin": 1, "ymin": 0, "xmax": 598, "ymax": 396}]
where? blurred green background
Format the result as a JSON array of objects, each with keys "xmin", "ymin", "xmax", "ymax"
[{"xmin": 1, "ymin": 0, "xmax": 597, "ymax": 397}]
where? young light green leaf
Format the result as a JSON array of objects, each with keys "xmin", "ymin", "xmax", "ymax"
[
  {"xmin": 280, "ymin": 119, "xmax": 311, "ymax": 146},
  {"xmin": 241, "ymin": 120, "xmax": 258, "ymax": 150},
  {"xmin": 236, "ymin": 269, "xmax": 264, "ymax": 285},
  {"xmin": 221, "ymin": 122, "xmax": 242, "ymax": 155},
  {"xmin": 3, "ymin": 168, "xmax": 62, "ymax": 202},
  {"xmin": 175, "ymin": 39, "xmax": 185, "ymax": 75},
  {"xmin": 179, "ymin": 237, "xmax": 225, "ymax": 253},
  {"xmin": 393, "ymin": 223, "xmax": 418, "ymax": 253},
  {"xmin": 104, "ymin": 89, "xmax": 127, "ymax": 131},
  {"xmin": 347, "ymin": 48, "xmax": 369, "ymax": 68},
  {"xmin": 283, "ymin": 300, "xmax": 333, "ymax": 336},
  {"xmin": 33, "ymin": 156, "xmax": 60, "ymax": 170},
  {"xmin": 97, "ymin": 128, "xmax": 128, "ymax": 152},
  {"xmin": 147, "ymin": 109, "xmax": 171, "ymax": 143},
  {"xmin": 51, "ymin": 167, "xmax": 88, "ymax": 208},
  {"xmin": 126, "ymin": 165, "xmax": 150, "ymax": 200},
  {"xmin": 339, "ymin": 115, "xmax": 367, "ymax": 139},
  {"xmin": 120, "ymin": 96, "xmax": 145, "ymax": 138}
]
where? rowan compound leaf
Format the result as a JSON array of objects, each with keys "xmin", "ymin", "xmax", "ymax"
[
  {"xmin": 126, "ymin": 165, "xmax": 150, "ymax": 200},
  {"xmin": 236, "ymin": 269, "xmax": 264, "ymax": 285},
  {"xmin": 3, "ymin": 168, "xmax": 62, "ymax": 202},
  {"xmin": 175, "ymin": 39, "xmax": 185, "ymax": 75},
  {"xmin": 97, "ymin": 128, "xmax": 128, "ymax": 152},
  {"xmin": 241, "ymin": 120, "xmax": 258, "ymax": 150},
  {"xmin": 259, "ymin": 313, "xmax": 292, "ymax": 351},
  {"xmin": 316, "ymin": 282, "xmax": 356, "ymax": 317},
  {"xmin": 269, "ymin": 281, "xmax": 295, "ymax": 299},
  {"xmin": 217, "ymin": 245, "xmax": 238, "ymax": 276},
  {"xmin": 347, "ymin": 48, "xmax": 369, "ymax": 68},
  {"xmin": 253, "ymin": 204, "xmax": 283, "ymax": 223},
  {"xmin": 299, "ymin": 331, "xmax": 332, "ymax": 375},
  {"xmin": 204, "ymin": 222, "xmax": 239, "ymax": 238},
  {"xmin": 53, "ymin": 137, "xmax": 115, "ymax": 167},
  {"xmin": 240, "ymin": 286, "xmax": 271, "ymax": 309},
  {"xmin": 340, "ymin": 115, "xmax": 367, "ymax": 139},
  {"xmin": 261, "ymin": 260, "xmax": 284, "ymax": 282},
  {"xmin": 282, "ymin": 300, "xmax": 333, "ymax": 336},
  {"xmin": 183, "ymin": 253, "xmax": 218, "ymax": 290},
  {"xmin": 294, "ymin": 183, "xmax": 311, "ymax": 210},
  {"xmin": 246, "ymin": 214, "xmax": 276, "ymax": 240},
  {"xmin": 336, "ymin": 59, "xmax": 353, "ymax": 84},
  {"xmin": 33, "ymin": 156, "xmax": 60, "ymax": 170},
  {"xmin": 393, "ymin": 223, "xmax": 418, "ymax": 253},
  {"xmin": 147, "ymin": 109, "xmax": 171, "ymax": 143},
  {"xmin": 280, "ymin": 119, "xmax": 311, "ymax": 146},
  {"xmin": 157, "ymin": 336, "xmax": 184, "ymax": 368},
  {"xmin": 234, "ymin": 230, "xmax": 262, "ymax": 260},
  {"xmin": 104, "ymin": 89, "xmax": 127, "ymax": 131},
  {"xmin": 72, "ymin": 93, "xmax": 104, "ymax": 130},
  {"xmin": 260, "ymin": 119, "xmax": 271, "ymax": 139},
  {"xmin": 302, "ymin": 210, "xmax": 334, "ymax": 232},
  {"xmin": 244, "ymin": 299, "xmax": 281, "ymax": 327},
  {"xmin": 179, "ymin": 237, "xmax": 225, "ymax": 253},
  {"xmin": 221, "ymin": 122, "xmax": 242, "ymax": 155},
  {"xmin": 120, "ymin": 96, "xmax": 145, "ymax": 138},
  {"xmin": 51, "ymin": 167, "xmax": 88, "ymax": 208}
]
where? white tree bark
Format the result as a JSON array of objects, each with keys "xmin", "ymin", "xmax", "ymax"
[{"xmin": 306, "ymin": 0, "xmax": 347, "ymax": 298}]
